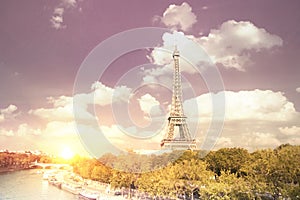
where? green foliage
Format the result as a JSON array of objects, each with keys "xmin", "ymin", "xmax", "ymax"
[
  {"xmin": 201, "ymin": 171, "xmax": 255, "ymax": 199},
  {"xmin": 90, "ymin": 164, "xmax": 111, "ymax": 183},
  {"xmin": 205, "ymin": 147, "xmax": 250, "ymax": 176},
  {"xmin": 137, "ymin": 159, "xmax": 214, "ymax": 198},
  {"xmin": 110, "ymin": 170, "xmax": 135, "ymax": 189},
  {"xmin": 67, "ymin": 145, "xmax": 300, "ymax": 199},
  {"xmin": 72, "ymin": 157, "xmax": 109, "ymax": 181},
  {"xmin": 240, "ymin": 145, "xmax": 300, "ymax": 198}
]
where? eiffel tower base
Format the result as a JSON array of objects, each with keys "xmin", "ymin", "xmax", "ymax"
[{"xmin": 161, "ymin": 139, "xmax": 197, "ymax": 150}]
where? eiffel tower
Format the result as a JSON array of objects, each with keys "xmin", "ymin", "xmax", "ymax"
[{"xmin": 160, "ymin": 46, "xmax": 197, "ymax": 150}]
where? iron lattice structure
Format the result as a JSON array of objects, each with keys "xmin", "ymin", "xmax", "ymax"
[{"xmin": 161, "ymin": 47, "xmax": 197, "ymax": 150}]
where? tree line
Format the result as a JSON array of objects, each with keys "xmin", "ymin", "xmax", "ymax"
[
  {"xmin": 71, "ymin": 144, "xmax": 300, "ymax": 199},
  {"xmin": 0, "ymin": 151, "xmax": 68, "ymax": 170},
  {"xmin": 0, "ymin": 151, "xmax": 40, "ymax": 170}
]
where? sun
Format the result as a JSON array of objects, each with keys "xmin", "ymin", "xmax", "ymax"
[{"xmin": 60, "ymin": 147, "xmax": 74, "ymax": 160}]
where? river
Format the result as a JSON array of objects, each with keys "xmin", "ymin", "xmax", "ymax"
[{"xmin": 0, "ymin": 169, "xmax": 77, "ymax": 200}]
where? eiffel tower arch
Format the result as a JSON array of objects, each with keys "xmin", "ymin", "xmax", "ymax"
[{"xmin": 161, "ymin": 47, "xmax": 197, "ymax": 150}]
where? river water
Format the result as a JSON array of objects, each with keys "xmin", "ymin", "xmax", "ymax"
[{"xmin": 0, "ymin": 169, "xmax": 77, "ymax": 200}]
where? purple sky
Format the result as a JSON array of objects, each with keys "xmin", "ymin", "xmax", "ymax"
[{"xmin": 0, "ymin": 0, "xmax": 299, "ymax": 156}]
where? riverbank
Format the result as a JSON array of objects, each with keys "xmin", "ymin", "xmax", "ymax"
[{"xmin": 43, "ymin": 169, "xmax": 129, "ymax": 200}]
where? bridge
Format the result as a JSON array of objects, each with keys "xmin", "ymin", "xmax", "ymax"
[{"xmin": 30, "ymin": 161, "xmax": 72, "ymax": 169}]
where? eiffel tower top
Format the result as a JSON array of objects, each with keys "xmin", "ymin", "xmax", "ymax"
[{"xmin": 172, "ymin": 45, "xmax": 180, "ymax": 58}]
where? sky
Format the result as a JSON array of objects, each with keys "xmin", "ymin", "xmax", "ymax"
[{"xmin": 0, "ymin": 0, "xmax": 299, "ymax": 157}]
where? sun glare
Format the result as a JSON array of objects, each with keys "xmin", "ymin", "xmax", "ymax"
[{"xmin": 60, "ymin": 147, "xmax": 74, "ymax": 160}]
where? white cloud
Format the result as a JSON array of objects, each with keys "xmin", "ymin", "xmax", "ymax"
[
  {"xmin": 197, "ymin": 20, "xmax": 283, "ymax": 70},
  {"xmin": 183, "ymin": 89, "xmax": 300, "ymax": 151},
  {"xmin": 296, "ymin": 87, "xmax": 300, "ymax": 93},
  {"xmin": 92, "ymin": 82, "xmax": 132, "ymax": 106},
  {"xmin": 0, "ymin": 104, "xmax": 18, "ymax": 122},
  {"xmin": 62, "ymin": 0, "xmax": 77, "ymax": 8},
  {"xmin": 47, "ymin": 95, "xmax": 72, "ymax": 107},
  {"xmin": 16, "ymin": 123, "xmax": 42, "ymax": 136},
  {"xmin": 101, "ymin": 124, "xmax": 164, "ymax": 152},
  {"xmin": 142, "ymin": 65, "xmax": 173, "ymax": 87},
  {"xmin": 29, "ymin": 95, "xmax": 74, "ymax": 121},
  {"xmin": 54, "ymin": 7, "xmax": 64, "ymax": 15},
  {"xmin": 214, "ymin": 137, "xmax": 233, "ymax": 148},
  {"xmin": 184, "ymin": 92, "xmax": 213, "ymax": 122},
  {"xmin": 101, "ymin": 125, "xmax": 127, "ymax": 145},
  {"xmin": 279, "ymin": 126, "xmax": 300, "ymax": 136},
  {"xmin": 29, "ymin": 105, "xmax": 74, "ymax": 122},
  {"xmin": 0, "ymin": 123, "xmax": 42, "ymax": 137},
  {"xmin": 243, "ymin": 132, "xmax": 282, "ymax": 149},
  {"xmin": 50, "ymin": 0, "xmax": 79, "ymax": 29},
  {"xmin": 212, "ymin": 131, "xmax": 282, "ymax": 150},
  {"xmin": 0, "ymin": 128, "xmax": 14, "ymax": 137},
  {"xmin": 148, "ymin": 20, "xmax": 282, "ymax": 73},
  {"xmin": 50, "ymin": 7, "xmax": 65, "ymax": 30},
  {"xmin": 224, "ymin": 90, "xmax": 296, "ymax": 121},
  {"xmin": 138, "ymin": 94, "xmax": 162, "ymax": 116},
  {"xmin": 158, "ymin": 2, "xmax": 197, "ymax": 31},
  {"xmin": 43, "ymin": 121, "xmax": 77, "ymax": 137},
  {"xmin": 184, "ymin": 89, "xmax": 297, "ymax": 122},
  {"xmin": 1, "ymin": 104, "xmax": 18, "ymax": 114},
  {"xmin": 284, "ymin": 137, "xmax": 300, "ymax": 145},
  {"xmin": 0, "ymin": 120, "xmax": 82, "ymax": 140},
  {"xmin": 30, "ymin": 82, "xmax": 131, "ymax": 122}
]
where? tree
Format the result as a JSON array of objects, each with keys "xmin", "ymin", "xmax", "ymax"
[
  {"xmin": 91, "ymin": 165, "xmax": 111, "ymax": 183},
  {"xmin": 110, "ymin": 170, "xmax": 136, "ymax": 189},
  {"xmin": 201, "ymin": 171, "xmax": 255, "ymax": 199},
  {"xmin": 205, "ymin": 148, "xmax": 250, "ymax": 176},
  {"xmin": 137, "ymin": 159, "xmax": 214, "ymax": 199}
]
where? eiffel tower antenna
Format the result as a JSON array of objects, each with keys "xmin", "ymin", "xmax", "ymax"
[{"xmin": 160, "ymin": 46, "xmax": 197, "ymax": 150}]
